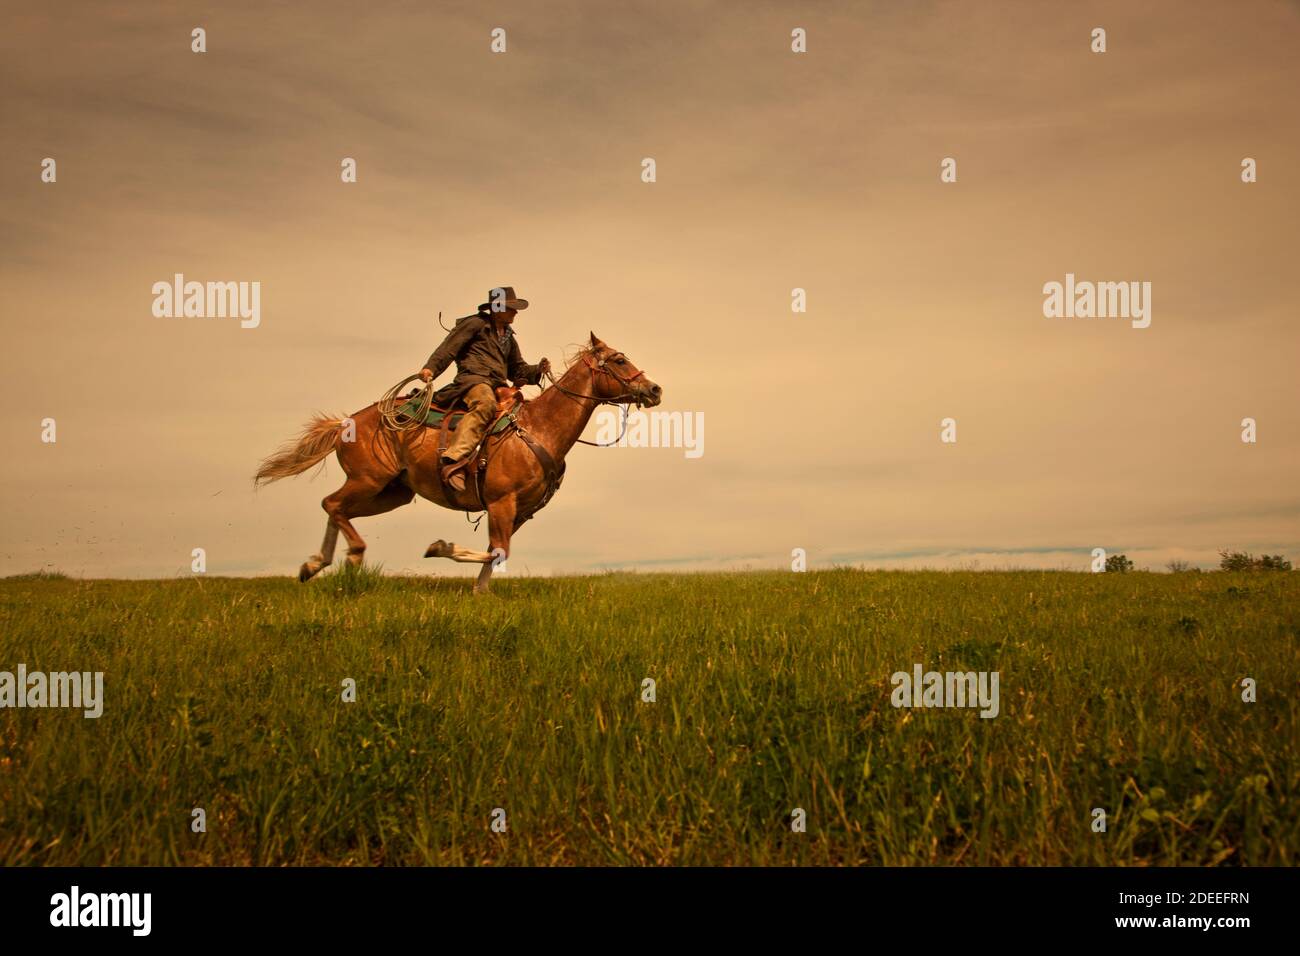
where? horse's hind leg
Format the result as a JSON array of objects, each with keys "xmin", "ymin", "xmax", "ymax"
[
  {"xmin": 301, "ymin": 477, "xmax": 414, "ymax": 578},
  {"xmin": 299, "ymin": 522, "xmax": 339, "ymax": 582}
]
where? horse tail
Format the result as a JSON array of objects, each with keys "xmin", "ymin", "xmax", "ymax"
[{"xmin": 254, "ymin": 415, "xmax": 347, "ymax": 486}]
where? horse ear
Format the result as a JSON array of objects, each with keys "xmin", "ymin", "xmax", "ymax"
[{"xmin": 589, "ymin": 331, "xmax": 600, "ymax": 347}]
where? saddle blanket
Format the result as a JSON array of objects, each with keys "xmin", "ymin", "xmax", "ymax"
[{"xmin": 396, "ymin": 395, "xmax": 519, "ymax": 433}]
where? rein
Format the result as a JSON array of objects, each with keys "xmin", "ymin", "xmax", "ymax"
[{"xmin": 541, "ymin": 350, "xmax": 645, "ymax": 447}]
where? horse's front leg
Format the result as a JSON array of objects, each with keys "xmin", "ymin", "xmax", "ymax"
[
  {"xmin": 423, "ymin": 496, "xmax": 516, "ymax": 593},
  {"xmin": 473, "ymin": 495, "xmax": 518, "ymax": 594}
]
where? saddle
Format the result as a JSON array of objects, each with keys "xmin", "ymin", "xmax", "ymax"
[
  {"xmin": 397, "ymin": 385, "xmax": 524, "ymax": 432},
  {"xmin": 396, "ymin": 384, "xmax": 563, "ymax": 522},
  {"xmin": 392, "ymin": 386, "xmax": 524, "ymax": 506}
]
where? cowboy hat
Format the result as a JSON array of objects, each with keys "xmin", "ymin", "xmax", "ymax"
[{"xmin": 478, "ymin": 286, "xmax": 530, "ymax": 313}]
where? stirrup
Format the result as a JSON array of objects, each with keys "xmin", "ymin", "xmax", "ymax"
[{"xmin": 441, "ymin": 457, "xmax": 469, "ymax": 491}]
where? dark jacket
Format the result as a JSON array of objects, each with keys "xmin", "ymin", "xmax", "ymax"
[{"xmin": 423, "ymin": 312, "xmax": 543, "ymax": 407}]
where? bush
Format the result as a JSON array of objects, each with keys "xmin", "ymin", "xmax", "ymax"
[
  {"xmin": 2, "ymin": 569, "xmax": 70, "ymax": 581},
  {"xmin": 1219, "ymin": 550, "xmax": 1292, "ymax": 572},
  {"xmin": 1166, "ymin": 560, "xmax": 1197, "ymax": 573},
  {"xmin": 1105, "ymin": 554, "xmax": 1134, "ymax": 573}
]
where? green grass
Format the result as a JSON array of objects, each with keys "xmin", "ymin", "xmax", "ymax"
[{"xmin": 1, "ymin": 569, "xmax": 1297, "ymax": 865}]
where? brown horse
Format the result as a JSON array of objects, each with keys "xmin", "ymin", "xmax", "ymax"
[{"xmin": 254, "ymin": 333, "xmax": 661, "ymax": 593}]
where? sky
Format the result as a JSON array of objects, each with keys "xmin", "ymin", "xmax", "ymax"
[{"xmin": 2, "ymin": 0, "xmax": 1298, "ymax": 579}]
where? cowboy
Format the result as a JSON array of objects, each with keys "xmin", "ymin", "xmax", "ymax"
[{"xmin": 420, "ymin": 287, "xmax": 550, "ymax": 491}]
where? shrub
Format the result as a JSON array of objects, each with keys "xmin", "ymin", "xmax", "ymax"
[
  {"xmin": 2, "ymin": 569, "xmax": 70, "ymax": 581},
  {"xmin": 1105, "ymin": 554, "xmax": 1134, "ymax": 573},
  {"xmin": 1219, "ymin": 550, "xmax": 1292, "ymax": 572}
]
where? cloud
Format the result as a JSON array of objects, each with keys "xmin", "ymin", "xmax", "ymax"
[{"xmin": 2, "ymin": 0, "xmax": 1298, "ymax": 577}]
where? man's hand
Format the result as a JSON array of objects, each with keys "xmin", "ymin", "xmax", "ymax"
[
  {"xmin": 419, "ymin": 368, "xmax": 433, "ymax": 383},
  {"xmin": 538, "ymin": 357, "xmax": 552, "ymax": 378}
]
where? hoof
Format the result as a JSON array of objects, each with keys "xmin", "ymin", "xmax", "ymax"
[
  {"xmin": 425, "ymin": 540, "xmax": 453, "ymax": 559},
  {"xmin": 346, "ymin": 552, "xmax": 364, "ymax": 567},
  {"xmin": 298, "ymin": 559, "xmax": 327, "ymax": 582}
]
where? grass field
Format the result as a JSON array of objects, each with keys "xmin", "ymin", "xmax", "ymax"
[{"xmin": 1, "ymin": 569, "xmax": 1296, "ymax": 866}]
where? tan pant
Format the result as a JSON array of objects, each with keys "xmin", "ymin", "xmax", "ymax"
[{"xmin": 442, "ymin": 383, "xmax": 496, "ymax": 462}]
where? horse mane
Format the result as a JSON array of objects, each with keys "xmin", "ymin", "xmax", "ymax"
[{"xmin": 561, "ymin": 343, "xmax": 597, "ymax": 370}]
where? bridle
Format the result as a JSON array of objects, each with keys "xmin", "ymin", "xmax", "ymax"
[
  {"xmin": 540, "ymin": 348, "xmax": 650, "ymax": 447},
  {"xmin": 544, "ymin": 349, "xmax": 647, "ymax": 404}
]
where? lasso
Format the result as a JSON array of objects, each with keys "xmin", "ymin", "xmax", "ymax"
[{"xmin": 378, "ymin": 373, "xmax": 433, "ymax": 432}]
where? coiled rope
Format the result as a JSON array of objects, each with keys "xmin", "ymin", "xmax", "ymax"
[
  {"xmin": 378, "ymin": 311, "xmax": 450, "ymax": 432},
  {"xmin": 378, "ymin": 373, "xmax": 434, "ymax": 432}
]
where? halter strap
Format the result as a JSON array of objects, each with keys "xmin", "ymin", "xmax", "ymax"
[{"xmin": 543, "ymin": 349, "xmax": 646, "ymax": 405}]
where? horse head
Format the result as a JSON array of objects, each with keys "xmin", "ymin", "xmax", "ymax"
[{"xmin": 583, "ymin": 332, "xmax": 662, "ymax": 407}]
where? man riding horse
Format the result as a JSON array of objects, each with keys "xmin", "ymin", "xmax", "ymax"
[
  {"xmin": 420, "ymin": 286, "xmax": 551, "ymax": 491},
  {"xmin": 255, "ymin": 294, "xmax": 662, "ymax": 592}
]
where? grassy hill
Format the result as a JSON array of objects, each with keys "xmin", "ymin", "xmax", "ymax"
[{"xmin": 1, "ymin": 569, "xmax": 1296, "ymax": 865}]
